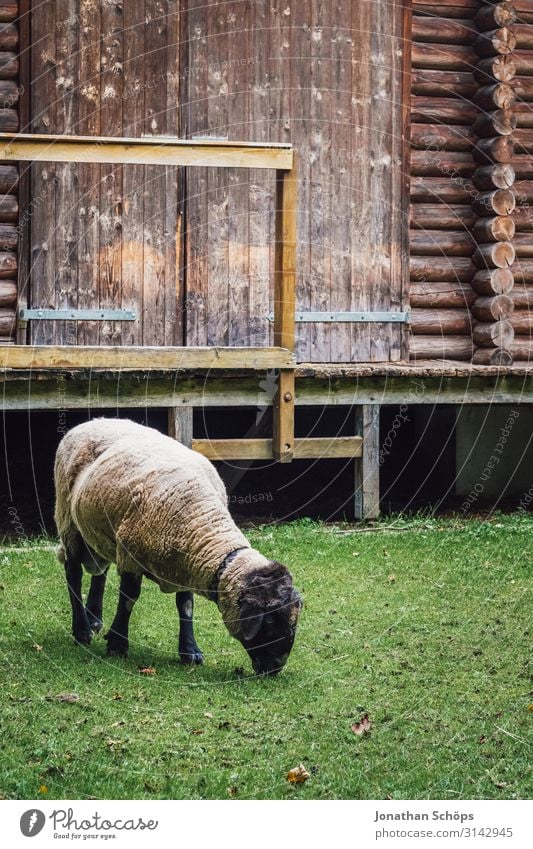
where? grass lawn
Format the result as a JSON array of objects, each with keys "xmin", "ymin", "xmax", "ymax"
[{"xmin": 0, "ymin": 514, "xmax": 531, "ymax": 800}]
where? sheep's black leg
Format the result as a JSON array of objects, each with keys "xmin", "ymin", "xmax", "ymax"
[
  {"xmin": 104, "ymin": 572, "xmax": 142, "ymax": 658},
  {"xmin": 64, "ymin": 556, "xmax": 92, "ymax": 646},
  {"xmin": 85, "ymin": 571, "xmax": 108, "ymax": 633},
  {"xmin": 176, "ymin": 591, "xmax": 204, "ymax": 664}
]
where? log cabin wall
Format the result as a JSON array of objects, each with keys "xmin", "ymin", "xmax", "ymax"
[
  {"xmin": 0, "ymin": 2, "xmax": 20, "ymax": 345},
  {"xmin": 512, "ymin": 0, "xmax": 533, "ymax": 361},
  {"xmin": 181, "ymin": 0, "xmax": 410, "ymax": 363},
  {"xmin": 22, "ymin": 0, "xmax": 181, "ymax": 347}
]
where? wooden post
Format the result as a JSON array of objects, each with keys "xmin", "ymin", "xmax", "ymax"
[
  {"xmin": 168, "ymin": 407, "xmax": 193, "ymax": 448},
  {"xmin": 273, "ymin": 152, "xmax": 297, "ymax": 463},
  {"xmin": 354, "ymin": 405, "xmax": 380, "ymax": 520}
]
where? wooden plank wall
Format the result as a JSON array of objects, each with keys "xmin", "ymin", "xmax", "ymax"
[
  {"xmin": 409, "ymin": 0, "xmax": 478, "ymax": 361},
  {"xmin": 0, "ymin": 1, "xmax": 20, "ymax": 345},
  {"xmin": 182, "ymin": 0, "xmax": 408, "ymax": 363},
  {"xmin": 512, "ymin": 0, "xmax": 533, "ymax": 360},
  {"xmin": 26, "ymin": 0, "xmax": 181, "ymax": 347}
]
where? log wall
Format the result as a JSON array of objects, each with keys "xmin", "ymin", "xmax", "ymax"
[{"xmin": 0, "ymin": 1, "xmax": 19, "ymax": 344}]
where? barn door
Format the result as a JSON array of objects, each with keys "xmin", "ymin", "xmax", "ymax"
[
  {"xmin": 181, "ymin": 0, "xmax": 409, "ymax": 362},
  {"xmin": 26, "ymin": 0, "xmax": 183, "ymax": 347}
]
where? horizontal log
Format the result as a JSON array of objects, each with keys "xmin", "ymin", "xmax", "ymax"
[
  {"xmin": 472, "ymin": 164, "xmax": 515, "ymax": 190},
  {"xmin": 473, "ymin": 55, "xmax": 517, "ymax": 84},
  {"xmin": 410, "ymin": 256, "xmax": 476, "ymax": 282},
  {"xmin": 411, "ymin": 308, "xmax": 472, "ymax": 335},
  {"xmin": 0, "ymin": 6, "xmax": 17, "ymax": 24},
  {"xmin": 0, "ymin": 107, "xmax": 17, "ymax": 131},
  {"xmin": 513, "ymin": 75, "xmax": 533, "ymax": 102},
  {"xmin": 472, "ymin": 347, "xmax": 514, "ymax": 365},
  {"xmin": 411, "ymin": 69, "xmax": 476, "ymax": 98},
  {"xmin": 0, "ymin": 164, "xmax": 17, "ymax": 193},
  {"xmin": 412, "ymin": 16, "xmax": 475, "ymax": 46},
  {"xmin": 514, "ymin": 24, "xmax": 533, "ymax": 51},
  {"xmin": 473, "ymin": 109, "xmax": 517, "ymax": 137},
  {"xmin": 410, "ymin": 335, "xmax": 474, "ymax": 360},
  {"xmin": 509, "ymin": 287, "xmax": 533, "ymax": 308},
  {"xmin": 410, "ymin": 203, "xmax": 475, "ymax": 230},
  {"xmin": 0, "ymin": 24, "xmax": 17, "ymax": 52},
  {"xmin": 514, "ymin": 51, "xmax": 533, "ymax": 78},
  {"xmin": 413, "ymin": 1, "xmax": 478, "ymax": 20},
  {"xmin": 0, "ymin": 192, "xmax": 17, "ymax": 220},
  {"xmin": 472, "ymin": 215, "xmax": 515, "ymax": 242},
  {"xmin": 474, "ymin": 28, "xmax": 517, "ymax": 58},
  {"xmin": 0, "ymin": 51, "xmax": 17, "ymax": 79},
  {"xmin": 515, "ymin": 102, "xmax": 533, "ymax": 128},
  {"xmin": 411, "ymin": 96, "xmax": 478, "ymax": 125},
  {"xmin": 0, "ymin": 305, "xmax": 14, "ymax": 336},
  {"xmin": 514, "ymin": 180, "xmax": 533, "ymax": 203},
  {"xmin": 473, "ymin": 241, "xmax": 516, "ymax": 268},
  {"xmin": 511, "ymin": 207, "xmax": 533, "ymax": 230},
  {"xmin": 0, "ymin": 222, "xmax": 17, "ymax": 249},
  {"xmin": 410, "ymin": 149, "xmax": 473, "ymax": 177},
  {"xmin": 514, "ymin": 233, "xmax": 533, "ymax": 257},
  {"xmin": 510, "ymin": 311, "xmax": 533, "ymax": 333},
  {"xmin": 410, "ymin": 176, "xmax": 476, "ymax": 204},
  {"xmin": 514, "ymin": 129, "xmax": 533, "ymax": 154},
  {"xmin": 475, "ymin": 3, "xmax": 517, "ymax": 31},
  {"xmin": 471, "ymin": 294, "xmax": 514, "ymax": 320},
  {"xmin": 471, "ymin": 267, "xmax": 515, "ymax": 295},
  {"xmin": 411, "ymin": 42, "xmax": 477, "ymax": 71},
  {"xmin": 471, "ymin": 188, "xmax": 516, "ymax": 215},
  {"xmin": 510, "ymin": 156, "xmax": 533, "ymax": 180},
  {"xmin": 0, "ymin": 79, "xmax": 18, "ymax": 108},
  {"xmin": 410, "ymin": 122, "xmax": 475, "ymax": 151},
  {"xmin": 509, "ymin": 336, "xmax": 533, "ymax": 359},
  {"xmin": 474, "ymin": 83, "xmax": 516, "ymax": 110},
  {"xmin": 0, "ymin": 249, "xmax": 15, "ymax": 277},
  {"xmin": 410, "ymin": 281, "xmax": 476, "ymax": 308},
  {"xmin": 514, "ymin": 259, "xmax": 533, "ymax": 283},
  {"xmin": 473, "ymin": 319, "xmax": 514, "ymax": 346},
  {"xmin": 410, "ymin": 230, "xmax": 474, "ymax": 256},
  {"xmin": 0, "ymin": 277, "xmax": 15, "ymax": 306}
]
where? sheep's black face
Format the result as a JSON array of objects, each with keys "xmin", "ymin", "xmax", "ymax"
[{"xmin": 237, "ymin": 562, "xmax": 303, "ymax": 676}]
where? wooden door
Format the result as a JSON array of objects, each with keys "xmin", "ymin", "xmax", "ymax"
[
  {"xmin": 27, "ymin": 0, "xmax": 182, "ymax": 346},
  {"xmin": 181, "ymin": 0, "xmax": 410, "ymax": 362}
]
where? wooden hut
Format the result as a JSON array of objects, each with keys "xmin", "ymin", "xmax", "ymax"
[{"xmin": 1, "ymin": 0, "xmax": 532, "ymax": 517}]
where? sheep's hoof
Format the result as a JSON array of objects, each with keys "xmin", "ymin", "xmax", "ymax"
[
  {"xmin": 104, "ymin": 632, "xmax": 129, "ymax": 658},
  {"xmin": 85, "ymin": 610, "xmax": 103, "ymax": 633},
  {"xmin": 179, "ymin": 648, "xmax": 204, "ymax": 665}
]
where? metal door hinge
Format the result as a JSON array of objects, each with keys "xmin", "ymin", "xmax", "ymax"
[
  {"xmin": 19, "ymin": 308, "xmax": 137, "ymax": 321},
  {"xmin": 267, "ymin": 310, "xmax": 410, "ymax": 323}
]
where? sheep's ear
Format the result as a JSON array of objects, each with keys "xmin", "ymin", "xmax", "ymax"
[{"xmin": 239, "ymin": 601, "xmax": 264, "ymax": 642}]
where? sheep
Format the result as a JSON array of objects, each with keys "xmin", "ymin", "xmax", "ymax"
[{"xmin": 54, "ymin": 418, "xmax": 302, "ymax": 675}]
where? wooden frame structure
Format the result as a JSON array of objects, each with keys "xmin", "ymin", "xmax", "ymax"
[{"xmin": 0, "ymin": 132, "xmax": 365, "ymax": 467}]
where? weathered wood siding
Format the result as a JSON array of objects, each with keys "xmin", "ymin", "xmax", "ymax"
[
  {"xmin": 0, "ymin": 0, "xmax": 19, "ymax": 344},
  {"xmin": 27, "ymin": 0, "xmax": 181, "ymax": 346},
  {"xmin": 182, "ymin": 0, "xmax": 409, "ymax": 362}
]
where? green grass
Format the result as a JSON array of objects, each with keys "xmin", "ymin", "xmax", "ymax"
[{"xmin": 0, "ymin": 514, "xmax": 531, "ymax": 800}]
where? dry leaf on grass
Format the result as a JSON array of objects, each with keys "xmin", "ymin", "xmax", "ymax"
[
  {"xmin": 351, "ymin": 713, "xmax": 372, "ymax": 735},
  {"xmin": 46, "ymin": 693, "xmax": 79, "ymax": 704},
  {"xmin": 112, "ymin": 693, "xmax": 123, "ymax": 701},
  {"xmin": 387, "ymin": 574, "xmax": 396, "ymax": 583},
  {"xmin": 286, "ymin": 763, "xmax": 310, "ymax": 784},
  {"xmin": 32, "ymin": 643, "xmax": 43, "ymax": 652},
  {"xmin": 139, "ymin": 666, "xmax": 156, "ymax": 676}
]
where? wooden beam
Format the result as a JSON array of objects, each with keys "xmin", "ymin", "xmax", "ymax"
[
  {"xmin": 273, "ymin": 153, "xmax": 298, "ymax": 463},
  {"xmin": 192, "ymin": 436, "xmax": 363, "ymax": 461},
  {"xmin": 354, "ymin": 405, "xmax": 380, "ymax": 520},
  {"xmin": 0, "ymin": 132, "xmax": 293, "ymax": 170},
  {"xmin": 168, "ymin": 407, "xmax": 193, "ymax": 448},
  {"xmin": 0, "ymin": 345, "xmax": 296, "ymax": 370}
]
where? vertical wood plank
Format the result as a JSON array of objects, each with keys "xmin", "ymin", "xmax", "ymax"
[
  {"xmin": 354, "ymin": 405, "xmax": 380, "ymax": 520},
  {"xmin": 164, "ymin": 0, "xmax": 181, "ymax": 347},
  {"xmin": 16, "ymin": 0, "xmax": 31, "ymax": 343},
  {"xmin": 168, "ymin": 406, "xmax": 193, "ymax": 448}
]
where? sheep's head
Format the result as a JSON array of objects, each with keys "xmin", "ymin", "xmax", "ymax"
[{"xmin": 235, "ymin": 562, "xmax": 303, "ymax": 676}]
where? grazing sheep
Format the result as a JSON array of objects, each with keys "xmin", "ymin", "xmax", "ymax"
[{"xmin": 54, "ymin": 418, "xmax": 302, "ymax": 675}]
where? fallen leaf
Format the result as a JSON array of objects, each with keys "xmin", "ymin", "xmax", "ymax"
[
  {"xmin": 112, "ymin": 693, "xmax": 123, "ymax": 701},
  {"xmin": 139, "ymin": 666, "xmax": 156, "ymax": 676},
  {"xmin": 105, "ymin": 738, "xmax": 123, "ymax": 750},
  {"xmin": 493, "ymin": 780, "xmax": 508, "ymax": 789},
  {"xmin": 38, "ymin": 785, "xmax": 48, "ymax": 794},
  {"xmin": 46, "ymin": 692, "xmax": 79, "ymax": 703},
  {"xmin": 478, "ymin": 735, "xmax": 487, "ymax": 744},
  {"xmin": 228, "ymin": 786, "xmax": 238, "ymax": 797},
  {"xmin": 204, "ymin": 712, "xmax": 213, "ymax": 719},
  {"xmin": 387, "ymin": 574, "xmax": 396, "ymax": 583},
  {"xmin": 528, "ymin": 704, "xmax": 533, "ymax": 712},
  {"xmin": 32, "ymin": 643, "xmax": 43, "ymax": 652},
  {"xmin": 383, "ymin": 549, "xmax": 390, "ymax": 557},
  {"xmin": 351, "ymin": 713, "xmax": 372, "ymax": 735},
  {"xmin": 286, "ymin": 763, "xmax": 310, "ymax": 784},
  {"xmin": 191, "ymin": 729, "xmax": 204, "ymax": 735}
]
